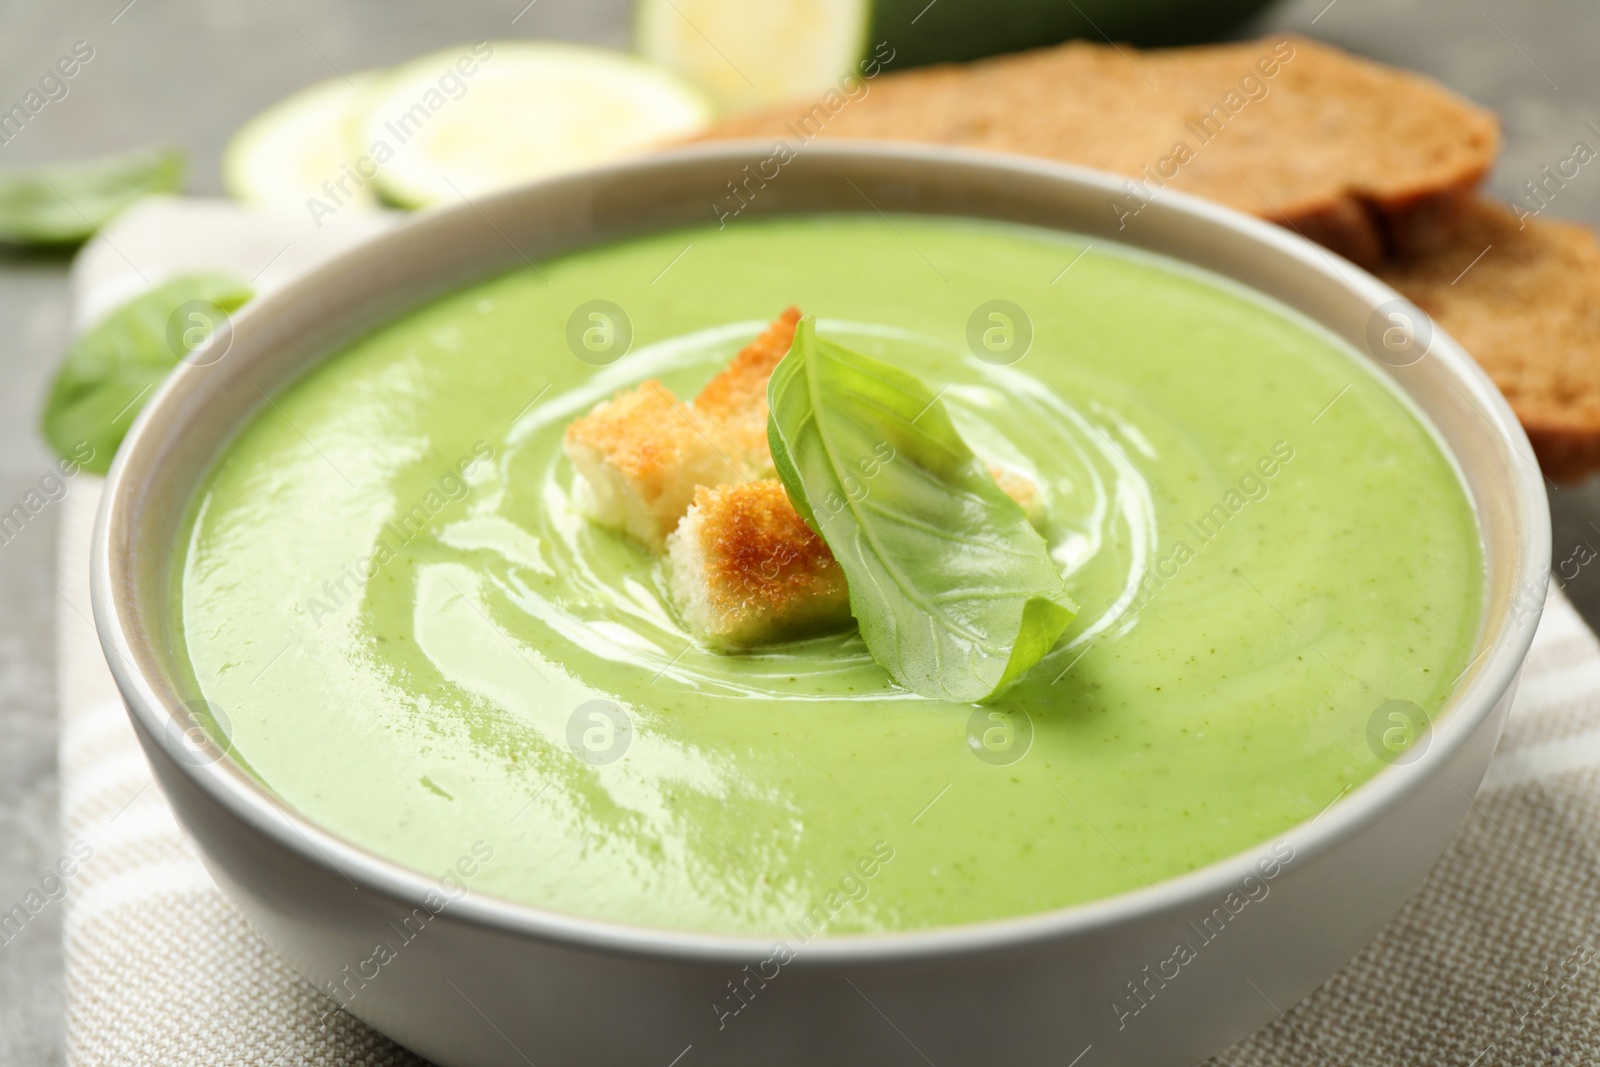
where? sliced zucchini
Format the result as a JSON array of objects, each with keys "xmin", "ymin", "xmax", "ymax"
[
  {"xmin": 358, "ymin": 42, "xmax": 715, "ymax": 209},
  {"xmin": 635, "ymin": 0, "xmax": 870, "ymax": 111},
  {"xmin": 634, "ymin": 0, "xmax": 1284, "ymax": 108},
  {"xmin": 223, "ymin": 73, "xmax": 382, "ymax": 211}
]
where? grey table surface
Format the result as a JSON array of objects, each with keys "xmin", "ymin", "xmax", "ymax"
[{"xmin": 2, "ymin": 0, "xmax": 1598, "ymax": 1063}]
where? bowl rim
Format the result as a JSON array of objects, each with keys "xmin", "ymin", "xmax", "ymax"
[{"xmin": 92, "ymin": 140, "xmax": 1552, "ymax": 966}]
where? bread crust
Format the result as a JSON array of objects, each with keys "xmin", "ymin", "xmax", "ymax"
[
  {"xmin": 695, "ymin": 305, "xmax": 801, "ymax": 476},
  {"xmin": 561, "ymin": 310, "xmax": 804, "ymax": 546},
  {"xmin": 562, "ymin": 380, "xmax": 741, "ymax": 547},
  {"xmin": 667, "ymin": 480, "xmax": 851, "ymax": 646},
  {"xmin": 691, "ymin": 38, "xmax": 1600, "ymax": 479},
  {"xmin": 1378, "ymin": 200, "xmax": 1600, "ymax": 482},
  {"xmin": 694, "ymin": 36, "xmax": 1500, "ymax": 270}
]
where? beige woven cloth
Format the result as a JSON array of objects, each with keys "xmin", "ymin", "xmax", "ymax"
[
  {"xmin": 58, "ymin": 199, "xmax": 425, "ymax": 1066},
  {"xmin": 56, "ymin": 200, "xmax": 1600, "ymax": 1066}
]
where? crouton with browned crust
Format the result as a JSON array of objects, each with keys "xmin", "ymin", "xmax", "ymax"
[
  {"xmin": 666, "ymin": 470, "xmax": 1049, "ymax": 647},
  {"xmin": 695, "ymin": 305, "xmax": 802, "ymax": 477},
  {"xmin": 567, "ymin": 309, "xmax": 1052, "ymax": 646},
  {"xmin": 563, "ymin": 310, "xmax": 803, "ymax": 550},
  {"xmin": 666, "ymin": 480, "xmax": 851, "ymax": 647},
  {"xmin": 563, "ymin": 380, "xmax": 740, "ymax": 549}
]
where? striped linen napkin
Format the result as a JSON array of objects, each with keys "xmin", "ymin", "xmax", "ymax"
[
  {"xmin": 53, "ymin": 198, "xmax": 1600, "ymax": 1066},
  {"xmin": 56, "ymin": 198, "xmax": 423, "ymax": 1066}
]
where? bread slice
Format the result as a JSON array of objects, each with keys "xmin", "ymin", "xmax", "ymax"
[
  {"xmin": 563, "ymin": 380, "xmax": 742, "ymax": 549},
  {"xmin": 1377, "ymin": 200, "xmax": 1600, "ymax": 482},
  {"xmin": 697, "ymin": 38, "xmax": 1600, "ymax": 478},
  {"xmin": 667, "ymin": 480, "xmax": 852, "ymax": 647},
  {"xmin": 693, "ymin": 305, "xmax": 801, "ymax": 477},
  {"xmin": 696, "ymin": 35, "xmax": 1499, "ymax": 268}
]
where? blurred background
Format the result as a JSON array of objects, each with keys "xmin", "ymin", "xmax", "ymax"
[{"xmin": 2, "ymin": 0, "xmax": 1595, "ymax": 1061}]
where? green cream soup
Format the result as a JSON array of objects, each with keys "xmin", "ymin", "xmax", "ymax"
[{"xmin": 177, "ymin": 215, "xmax": 1482, "ymax": 935}]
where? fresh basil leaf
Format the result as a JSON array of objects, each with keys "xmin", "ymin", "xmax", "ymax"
[
  {"xmin": 41, "ymin": 273, "xmax": 253, "ymax": 474},
  {"xmin": 767, "ymin": 317, "xmax": 1077, "ymax": 703},
  {"xmin": 0, "ymin": 147, "xmax": 185, "ymax": 246}
]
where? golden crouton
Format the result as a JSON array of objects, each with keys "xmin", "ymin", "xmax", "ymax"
[
  {"xmin": 563, "ymin": 380, "xmax": 741, "ymax": 549},
  {"xmin": 694, "ymin": 306, "xmax": 801, "ymax": 477},
  {"xmin": 666, "ymin": 480, "xmax": 852, "ymax": 648},
  {"xmin": 666, "ymin": 471, "xmax": 1048, "ymax": 647},
  {"xmin": 564, "ymin": 305, "xmax": 1048, "ymax": 601},
  {"xmin": 989, "ymin": 464, "xmax": 1045, "ymax": 528}
]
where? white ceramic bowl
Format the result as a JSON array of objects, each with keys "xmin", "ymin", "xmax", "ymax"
[{"xmin": 93, "ymin": 144, "xmax": 1550, "ymax": 1067}]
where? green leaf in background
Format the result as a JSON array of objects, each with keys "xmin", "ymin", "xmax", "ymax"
[
  {"xmin": 41, "ymin": 273, "xmax": 254, "ymax": 475},
  {"xmin": 0, "ymin": 147, "xmax": 185, "ymax": 246},
  {"xmin": 767, "ymin": 317, "xmax": 1077, "ymax": 703}
]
